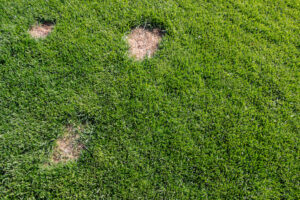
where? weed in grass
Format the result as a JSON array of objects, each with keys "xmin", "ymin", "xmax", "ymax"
[
  {"xmin": 127, "ymin": 27, "xmax": 163, "ymax": 60},
  {"xmin": 51, "ymin": 125, "xmax": 84, "ymax": 164},
  {"xmin": 29, "ymin": 22, "xmax": 54, "ymax": 39}
]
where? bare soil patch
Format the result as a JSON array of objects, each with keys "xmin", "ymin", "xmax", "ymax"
[
  {"xmin": 29, "ymin": 22, "xmax": 54, "ymax": 39},
  {"xmin": 127, "ymin": 28, "xmax": 163, "ymax": 60},
  {"xmin": 51, "ymin": 125, "xmax": 84, "ymax": 164}
]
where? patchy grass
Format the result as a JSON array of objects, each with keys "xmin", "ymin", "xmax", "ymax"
[
  {"xmin": 50, "ymin": 125, "xmax": 84, "ymax": 164},
  {"xmin": 0, "ymin": 0, "xmax": 299, "ymax": 199},
  {"xmin": 29, "ymin": 22, "xmax": 54, "ymax": 39},
  {"xmin": 127, "ymin": 28, "xmax": 163, "ymax": 60}
]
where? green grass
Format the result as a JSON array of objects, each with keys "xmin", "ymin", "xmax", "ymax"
[{"xmin": 0, "ymin": 0, "xmax": 299, "ymax": 199}]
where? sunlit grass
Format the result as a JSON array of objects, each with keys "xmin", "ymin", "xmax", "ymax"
[{"xmin": 0, "ymin": 0, "xmax": 299, "ymax": 199}]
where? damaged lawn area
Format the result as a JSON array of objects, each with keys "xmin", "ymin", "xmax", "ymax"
[
  {"xmin": 50, "ymin": 124, "xmax": 85, "ymax": 164},
  {"xmin": 0, "ymin": 0, "xmax": 299, "ymax": 199}
]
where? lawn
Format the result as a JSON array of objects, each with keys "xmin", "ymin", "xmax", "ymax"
[{"xmin": 0, "ymin": 0, "xmax": 299, "ymax": 199}]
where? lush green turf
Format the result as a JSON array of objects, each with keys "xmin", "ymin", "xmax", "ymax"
[{"xmin": 0, "ymin": 0, "xmax": 299, "ymax": 199}]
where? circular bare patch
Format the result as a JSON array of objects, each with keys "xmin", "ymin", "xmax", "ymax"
[
  {"xmin": 51, "ymin": 125, "xmax": 84, "ymax": 164},
  {"xmin": 29, "ymin": 23, "xmax": 54, "ymax": 39},
  {"xmin": 127, "ymin": 28, "xmax": 163, "ymax": 60}
]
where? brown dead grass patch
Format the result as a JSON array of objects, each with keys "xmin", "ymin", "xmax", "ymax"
[
  {"xmin": 29, "ymin": 22, "xmax": 54, "ymax": 39},
  {"xmin": 127, "ymin": 28, "xmax": 163, "ymax": 60},
  {"xmin": 51, "ymin": 125, "xmax": 84, "ymax": 164}
]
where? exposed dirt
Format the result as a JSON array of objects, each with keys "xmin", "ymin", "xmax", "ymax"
[
  {"xmin": 127, "ymin": 28, "xmax": 163, "ymax": 60},
  {"xmin": 51, "ymin": 125, "xmax": 84, "ymax": 164},
  {"xmin": 29, "ymin": 23, "xmax": 54, "ymax": 39}
]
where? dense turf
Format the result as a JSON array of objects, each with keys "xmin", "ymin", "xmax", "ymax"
[{"xmin": 0, "ymin": 0, "xmax": 299, "ymax": 199}]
